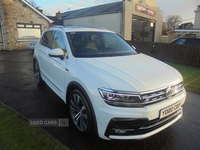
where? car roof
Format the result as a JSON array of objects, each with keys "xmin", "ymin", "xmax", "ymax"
[
  {"xmin": 48, "ymin": 26, "xmax": 114, "ymax": 33},
  {"xmin": 176, "ymin": 37, "xmax": 200, "ymax": 40}
]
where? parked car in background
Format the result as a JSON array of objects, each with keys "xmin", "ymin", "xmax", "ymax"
[
  {"xmin": 33, "ymin": 26, "xmax": 186, "ymax": 141},
  {"xmin": 171, "ymin": 37, "xmax": 200, "ymax": 46},
  {"xmin": 28, "ymin": 41, "xmax": 38, "ymax": 51}
]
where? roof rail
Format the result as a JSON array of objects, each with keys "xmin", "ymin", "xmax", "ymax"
[
  {"xmin": 96, "ymin": 27, "xmax": 108, "ymax": 30},
  {"xmin": 49, "ymin": 25, "xmax": 65, "ymax": 29},
  {"xmin": 64, "ymin": 26, "xmax": 108, "ymax": 30}
]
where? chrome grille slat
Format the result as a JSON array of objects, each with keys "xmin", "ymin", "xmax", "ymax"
[
  {"xmin": 144, "ymin": 96, "xmax": 166, "ymax": 104},
  {"xmin": 142, "ymin": 81, "xmax": 183, "ymax": 105},
  {"xmin": 142, "ymin": 91, "xmax": 165, "ymax": 99}
]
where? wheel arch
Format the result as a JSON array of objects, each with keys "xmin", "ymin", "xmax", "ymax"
[
  {"xmin": 33, "ymin": 57, "xmax": 39, "ymax": 73},
  {"xmin": 66, "ymin": 81, "xmax": 98, "ymax": 136}
]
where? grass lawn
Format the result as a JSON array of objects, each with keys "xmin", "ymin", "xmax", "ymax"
[
  {"xmin": 0, "ymin": 103, "xmax": 69, "ymax": 150},
  {"xmin": 167, "ymin": 62, "xmax": 200, "ymax": 92}
]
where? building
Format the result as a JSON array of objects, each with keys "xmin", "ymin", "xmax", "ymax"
[
  {"xmin": 0, "ymin": 0, "xmax": 53, "ymax": 50},
  {"xmin": 178, "ymin": 22, "xmax": 193, "ymax": 29},
  {"xmin": 62, "ymin": 0, "xmax": 163, "ymax": 42},
  {"xmin": 167, "ymin": 29, "xmax": 200, "ymax": 43},
  {"xmin": 194, "ymin": 5, "xmax": 200, "ymax": 29},
  {"xmin": 164, "ymin": 5, "xmax": 200, "ymax": 43},
  {"xmin": 47, "ymin": 11, "xmax": 63, "ymax": 27}
]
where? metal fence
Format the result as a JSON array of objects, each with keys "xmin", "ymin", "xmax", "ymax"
[{"xmin": 126, "ymin": 41, "xmax": 200, "ymax": 68}]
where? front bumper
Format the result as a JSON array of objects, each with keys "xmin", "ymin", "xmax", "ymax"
[
  {"xmin": 96, "ymin": 88, "xmax": 186, "ymax": 140},
  {"xmin": 105, "ymin": 108, "xmax": 182, "ymax": 140}
]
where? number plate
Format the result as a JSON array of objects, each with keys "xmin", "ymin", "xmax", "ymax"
[{"xmin": 160, "ymin": 101, "xmax": 182, "ymax": 119}]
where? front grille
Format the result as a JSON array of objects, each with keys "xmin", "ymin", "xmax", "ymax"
[
  {"xmin": 142, "ymin": 88, "xmax": 167, "ymax": 104},
  {"xmin": 170, "ymin": 81, "xmax": 184, "ymax": 97},
  {"xmin": 141, "ymin": 81, "xmax": 183, "ymax": 105}
]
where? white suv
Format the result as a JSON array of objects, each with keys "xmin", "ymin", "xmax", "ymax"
[{"xmin": 33, "ymin": 26, "xmax": 186, "ymax": 140}]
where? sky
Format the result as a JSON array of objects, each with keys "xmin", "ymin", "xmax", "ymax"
[{"xmin": 32, "ymin": 0, "xmax": 200, "ymax": 23}]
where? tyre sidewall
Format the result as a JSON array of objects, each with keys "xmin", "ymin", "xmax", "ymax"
[{"xmin": 68, "ymin": 89, "xmax": 94, "ymax": 135}]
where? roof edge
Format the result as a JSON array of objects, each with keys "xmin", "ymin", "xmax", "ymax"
[
  {"xmin": 167, "ymin": 29, "xmax": 200, "ymax": 33},
  {"xmin": 62, "ymin": 1, "xmax": 123, "ymax": 19},
  {"xmin": 62, "ymin": 11, "xmax": 122, "ymax": 20}
]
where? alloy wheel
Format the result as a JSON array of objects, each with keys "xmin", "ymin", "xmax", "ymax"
[
  {"xmin": 34, "ymin": 61, "xmax": 41, "ymax": 83},
  {"xmin": 69, "ymin": 93, "xmax": 88, "ymax": 132}
]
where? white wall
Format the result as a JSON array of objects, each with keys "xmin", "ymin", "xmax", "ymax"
[
  {"xmin": 63, "ymin": 13, "xmax": 122, "ymax": 35},
  {"xmin": 161, "ymin": 36, "xmax": 168, "ymax": 43},
  {"xmin": 194, "ymin": 8, "xmax": 200, "ymax": 29}
]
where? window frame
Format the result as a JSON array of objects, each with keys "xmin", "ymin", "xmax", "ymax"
[
  {"xmin": 52, "ymin": 31, "xmax": 67, "ymax": 51},
  {"xmin": 52, "ymin": 31, "xmax": 68, "ymax": 57},
  {"xmin": 0, "ymin": 21, "xmax": 3, "ymax": 43},
  {"xmin": 17, "ymin": 23, "xmax": 42, "ymax": 41},
  {"xmin": 39, "ymin": 30, "xmax": 54, "ymax": 49}
]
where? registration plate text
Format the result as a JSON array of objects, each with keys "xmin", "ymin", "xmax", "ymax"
[{"xmin": 160, "ymin": 102, "xmax": 182, "ymax": 119}]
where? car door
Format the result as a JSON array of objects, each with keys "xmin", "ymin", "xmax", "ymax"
[
  {"xmin": 37, "ymin": 30, "xmax": 53, "ymax": 79},
  {"xmin": 46, "ymin": 31, "xmax": 69, "ymax": 97},
  {"xmin": 185, "ymin": 38, "xmax": 200, "ymax": 46}
]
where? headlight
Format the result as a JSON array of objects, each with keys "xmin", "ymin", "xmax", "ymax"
[{"xmin": 98, "ymin": 88, "xmax": 144, "ymax": 107}]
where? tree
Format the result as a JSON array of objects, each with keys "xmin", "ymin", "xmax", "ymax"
[
  {"xmin": 162, "ymin": 22, "xmax": 170, "ymax": 35},
  {"xmin": 43, "ymin": 10, "xmax": 51, "ymax": 16},
  {"xmin": 165, "ymin": 15, "xmax": 183, "ymax": 30},
  {"xmin": 27, "ymin": 0, "xmax": 40, "ymax": 8}
]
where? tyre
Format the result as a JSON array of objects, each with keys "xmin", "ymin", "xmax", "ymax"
[
  {"xmin": 69, "ymin": 89, "xmax": 94, "ymax": 135},
  {"xmin": 33, "ymin": 60, "xmax": 44, "ymax": 85}
]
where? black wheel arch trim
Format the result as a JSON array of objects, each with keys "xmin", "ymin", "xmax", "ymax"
[
  {"xmin": 33, "ymin": 57, "xmax": 37, "ymax": 73},
  {"xmin": 67, "ymin": 81, "xmax": 98, "ymax": 136}
]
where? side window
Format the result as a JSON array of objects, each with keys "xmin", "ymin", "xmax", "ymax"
[
  {"xmin": 52, "ymin": 32, "xmax": 66, "ymax": 50},
  {"xmin": 52, "ymin": 31, "xmax": 68, "ymax": 56},
  {"xmin": 40, "ymin": 31, "xmax": 53, "ymax": 48},
  {"xmin": 174, "ymin": 39, "xmax": 186, "ymax": 44}
]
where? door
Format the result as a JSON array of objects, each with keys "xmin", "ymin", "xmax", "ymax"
[
  {"xmin": 46, "ymin": 31, "xmax": 69, "ymax": 95},
  {"xmin": 37, "ymin": 30, "xmax": 53, "ymax": 77}
]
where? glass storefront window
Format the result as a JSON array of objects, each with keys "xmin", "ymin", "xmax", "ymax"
[{"xmin": 132, "ymin": 18, "xmax": 155, "ymax": 42}]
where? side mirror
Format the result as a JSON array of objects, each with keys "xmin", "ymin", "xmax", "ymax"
[
  {"xmin": 131, "ymin": 45, "xmax": 140, "ymax": 54},
  {"xmin": 131, "ymin": 45, "xmax": 136, "ymax": 50},
  {"xmin": 48, "ymin": 48, "xmax": 64, "ymax": 60}
]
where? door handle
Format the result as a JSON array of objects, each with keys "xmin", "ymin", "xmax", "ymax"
[{"xmin": 65, "ymin": 68, "xmax": 69, "ymax": 71}]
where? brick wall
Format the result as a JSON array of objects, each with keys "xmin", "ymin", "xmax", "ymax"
[{"xmin": 3, "ymin": 0, "xmax": 50, "ymax": 50}]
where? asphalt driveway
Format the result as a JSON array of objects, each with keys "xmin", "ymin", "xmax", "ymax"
[{"xmin": 0, "ymin": 50, "xmax": 200, "ymax": 150}]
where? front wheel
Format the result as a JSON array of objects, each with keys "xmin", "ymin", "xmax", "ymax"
[
  {"xmin": 68, "ymin": 89, "xmax": 94, "ymax": 135},
  {"xmin": 33, "ymin": 60, "xmax": 44, "ymax": 85}
]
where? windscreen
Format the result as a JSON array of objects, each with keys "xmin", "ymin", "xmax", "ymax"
[{"xmin": 66, "ymin": 32, "xmax": 137, "ymax": 57}]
